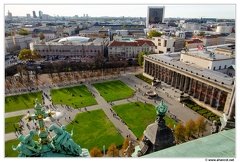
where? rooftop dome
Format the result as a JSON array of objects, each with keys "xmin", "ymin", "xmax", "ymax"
[{"xmin": 58, "ymin": 36, "xmax": 90, "ymax": 43}]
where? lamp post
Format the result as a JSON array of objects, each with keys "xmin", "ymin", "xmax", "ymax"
[{"xmin": 103, "ymin": 145, "xmax": 105, "ymax": 156}]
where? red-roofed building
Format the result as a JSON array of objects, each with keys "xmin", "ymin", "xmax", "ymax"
[
  {"xmin": 185, "ymin": 39, "xmax": 203, "ymax": 49},
  {"xmin": 108, "ymin": 39, "xmax": 155, "ymax": 58},
  {"xmin": 192, "ymin": 34, "xmax": 226, "ymax": 46}
]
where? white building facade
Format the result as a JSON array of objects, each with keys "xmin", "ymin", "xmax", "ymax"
[{"xmin": 108, "ymin": 39, "xmax": 155, "ymax": 58}]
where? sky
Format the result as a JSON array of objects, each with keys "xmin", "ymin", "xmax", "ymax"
[{"xmin": 4, "ymin": 4, "xmax": 236, "ymax": 19}]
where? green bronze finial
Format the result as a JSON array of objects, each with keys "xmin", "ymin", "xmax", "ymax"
[
  {"xmin": 35, "ymin": 98, "xmax": 42, "ymax": 110},
  {"xmin": 155, "ymin": 100, "xmax": 168, "ymax": 116}
]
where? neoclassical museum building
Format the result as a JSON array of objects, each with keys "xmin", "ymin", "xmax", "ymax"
[{"xmin": 143, "ymin": 47, "xmax": 235, "ymax": 118}]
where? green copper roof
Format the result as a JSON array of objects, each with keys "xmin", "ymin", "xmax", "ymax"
[
  {"xmin": 155, "ymin": 100, "xmax": 168, "ymax": 116},
  {"xmin": 142, "ymin": 129, "xmax": 235, "ymax": 158}
]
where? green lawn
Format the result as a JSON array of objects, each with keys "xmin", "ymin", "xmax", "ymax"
[
  {"xmin": 93, "ymin": 80, "xmax": 135, "ymax": 102},
  {"xmin": 5, "ymin": 92, "xmax": 42, "ymax": 113},
  {"xmin": 5, "ymin": 139, "xmax": 21, "ymax": 157},
  {"xmin": 66, "ymin": 109, "xmax": 124, "ymax": 151},
  {"xmin": 50, "ymin": 85, "xmax": 97, "ymax": 108},
  {"xmin": 112, "ymin": 102, "xmax": 178, "ymax": 139},
  {"xmin": 5, "ymin": 115, "xmax": 24, "ymax": 134}
]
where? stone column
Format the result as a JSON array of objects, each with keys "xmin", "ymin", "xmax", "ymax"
[
  {"xmin": 216, "ymin": 90, "xmax": 222, "ymax": 110},
  {"xmin": 171, "ymin": 71, "xmax": 175, "ymax": 87},
  {"xmin": 198, "ymin": 82, "xmax": 203, "ymax": 100},
  {"xmin": 155, "ymin": 63, "xmax": 157, "ymax": 78},
  {"xmin": 167, "ymin": 69, "xmax": 171, "ymax": 84},
  {"xmin": 204, "ymin": 85, "xmax": 209, "ymax": 103},
  {"xmin": 174, "ymin": 73, "xmax": 178, "ymax": 89},
  {"xmin": 183, "ymin": 77, "xmax": 189, "ymax": 93},
  {"xmin": 179, "ymin": 75, "xmax": 184, "ymax": 91},
  {"xmin": 193, "ymin": 80, "xmax": 198, "ymax": 98},
  {"xmin": 210, "ymin": 87, "xmax": 216, "ymax": 107},
  {"xmin": 163, "ymin": 67, "xmax": 167, "ymax": 83},
  {"xmin": 188, "ymin": 78, "xmax": 193, "ymax": 95}
]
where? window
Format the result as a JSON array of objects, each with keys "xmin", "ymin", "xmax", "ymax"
[
  {"xmin": 164, "ymin": 40, "xmax": 167, "ymax": 47},
  {"xmin": 167, "ymin": 48, "xmax": 171, "ymax": 52},
  {"xmin": 219, "ymin": 66, "xmax": 221, "ymax": 70},
  {"xmin": 224, "ymin": 65, "xmax": 227, "ymax": 69},
  {"xmin": 213, "ymin": 67, "xmax": 215, "ymax": 70}
]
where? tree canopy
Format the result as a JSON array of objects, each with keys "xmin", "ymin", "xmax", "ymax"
[
  {"xmin": 138, "ymin": 51, "xmax": 150, "ymax": 67},
  {"xmin": 195, "ymin": 116, "xmax": 207, "ymax": 137},
  {"xmin": 107, "ymin": 143, "xmax": 119, "ymax": 157},
  {"xmin": 18, "ymin": 49, "xmax": 41, "ymax": 61},
  {"xmin": 174, "ymin": 122, "xmax": 186, "ymax": 143},
  {"xmin": 90, "ymin": 147, "xmax": 103, "ymax": 157},
  {"xmin": 38, "ymin": 32, "xmax": 45, "ymax": 40},
  {"xmin": 185, "ymin": 119, "xmax": 197, "ymax": 140},
  {"xmin": 18, "ymin": 29, "xmax": 29, "ymax": 36},
  {"xmin": 148, "ymin": 30, "xmax": 163, "ymax": 38}
]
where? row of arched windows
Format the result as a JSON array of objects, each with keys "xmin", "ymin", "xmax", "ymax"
[{"xmin": 35, "ymin": 49, "xmax": 101, "ymax": 53}]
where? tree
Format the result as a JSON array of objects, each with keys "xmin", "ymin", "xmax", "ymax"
[
  {"xmin": 120, "ymin": 138, "xmax": 130, "ymax": 156},
  {"xmin": 138, "ymin": 51, "xmax": 150, "ymax": 67},
  {"xmin": 198, "ymin": 31, "xmax": 205, "ymax": 36},
  {"xmin": 174, "ymin": 122, "xmax": 186, "ymax": 143},
  {"xmin": 148, "ymin": 30, "xmax": 162, "ymax": 38},
  {"xmin": 18, "ymin": 49, "xmax": 41, "ymax": 61},
  {"xmin": 107, "ymin": 143, "xmax": 119, "ymax": 157},
  {"xmin": 90, "ymin": 147, "xmax": 103, "ymax": 157},
  {"xmin": 38, "ymin": 32, "xmax": 45, "ymax": 41},
  {"xmin": 185, "ymin": 119, "xmax": 197, "ymax": 140},
  {"xmin": 195, "ymin": 116, "xmax": 207, "ymax": 137},
  {"xmin": 18, "ymin": 29, "xmax": 29, "ymax": 35}
]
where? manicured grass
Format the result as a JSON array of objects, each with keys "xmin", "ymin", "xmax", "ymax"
[
  {"xmin": 5, "ymin": 139, "xmax": 20, "ymax": 157},
  {"xmin": 5, "ymin": 115, "xmax": 24, "ymax": 133},
  {"xmin": 112, "ymin": 102, "xmax": 178, "ymax": 139},
  {"xmin": 50, "ymin": 85, "xmax": 97, "ymax": 108},
  {"xmin": 5, "ymin": 92, "xmax": 42, "ymax": 113},
  {"xmin": 93, "ymin": 80, "xmax": 135, "ymax": 102},
  {"xmin": 135, "ymin": 74, "xmax": 152, "ymax": 84},
  {"xmin": 65, "ymin": 109, "xmax": 124, "ymax": 151},
  {"xmin": 182, "ymin": 100, "xmax": 220, "ymax": 122}
]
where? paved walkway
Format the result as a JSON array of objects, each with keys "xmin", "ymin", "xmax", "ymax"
[{"xmin": 5, "ymin": 69, "xmax": 212, "ymax": 144}]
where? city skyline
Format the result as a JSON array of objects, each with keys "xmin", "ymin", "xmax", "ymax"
[{"xmin": 5, "ymin": 4, "xmax": 236, "ymax": 19}]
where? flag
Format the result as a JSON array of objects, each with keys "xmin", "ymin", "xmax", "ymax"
[{"xmin": 198, "ymin": 45, "xmax": 203, "ymax": 50}]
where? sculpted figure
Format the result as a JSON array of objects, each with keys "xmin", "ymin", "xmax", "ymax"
[
  {"xmin": 12, "ymin": 130, "xmax": 40, "ymax": 157},
  {"xmin": 49, "ymin": 124, "xmax": 82, "ymax": 155}
]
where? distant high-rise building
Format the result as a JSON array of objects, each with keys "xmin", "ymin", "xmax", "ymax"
[
  {"xmin": 146, "ymin": 6, "xmax": 165, "ymax": 28},
  {"xmin": 7, "ymin": 10, "xmax": 12, "ymax": 20},
  {"xmin": 26, "ymin": 14, "xmax": 31, "ymax": 19},
  {"xmin": 33, "ymin": 11, "xmax": 37, "ymax": 18},
  {"xmin": 83, "ymin": 14, "xmax": 85, "ymax": 17},
  {"xmin": 39, "ymin": 10, "xmax": 43, "ymax": 19}
]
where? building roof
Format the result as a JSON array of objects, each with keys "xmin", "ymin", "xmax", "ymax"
[
  {"xmin": 58, "ymin": 36, "xmax": 90, "ymax": 43},
  {"xmin": 141, "ymin": 129, "xmax": 235, "ymax": 158},
  {"xmin": 32, "ymin": 28, "xmax": 56, "ymax": 34},
  {"xmin": 108, "ymin": 39, "xmax": 155, "ymax": 47},
  {"xmin": 185, "ymin": 39, "xmax": 203, "ymax": 44}
]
